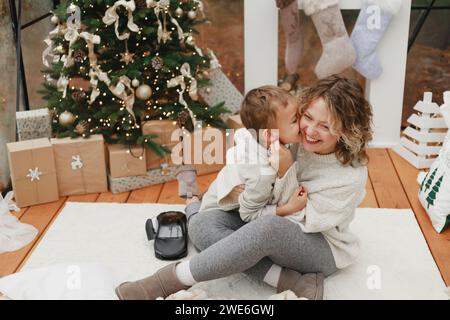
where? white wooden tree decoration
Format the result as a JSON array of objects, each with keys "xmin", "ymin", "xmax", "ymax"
[{"xmin": 393, "ymin": 92, "xmax": 449, "ymax": 169}]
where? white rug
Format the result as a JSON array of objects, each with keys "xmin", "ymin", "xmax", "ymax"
[{"xmin": 20, "ymin": 202, "xmax": 448, "ymax": 300}]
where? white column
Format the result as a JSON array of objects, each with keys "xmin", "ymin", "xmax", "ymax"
[
  {"xmin": 365, "ymin": 0, "xmax": 411, "ymax": 147},
  {"xmin": 244, "ymin": 0, "xmax": 278, "ymax": 93}
]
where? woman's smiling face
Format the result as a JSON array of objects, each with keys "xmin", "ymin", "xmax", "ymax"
[{"xmin": 299, "ymin": 97, "xmax": 339, "ymax": 155}]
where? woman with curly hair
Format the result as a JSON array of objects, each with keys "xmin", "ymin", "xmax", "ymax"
[{"xmin": 115, "ymin": 75, "xmax": 373, "ymax": 300}]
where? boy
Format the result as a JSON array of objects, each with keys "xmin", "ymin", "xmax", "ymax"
[{"xmin": 178, "ymin": 85, "xmax": 307, "ymax": 222}]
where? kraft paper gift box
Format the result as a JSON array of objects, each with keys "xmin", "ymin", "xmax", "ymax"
[
  {"xmin": 16, "ymin": 108, "xmax": 52, "ymax": 141},
  {"xmin": 107, "ymin": 144, "xmax": 147, "ymax": 178},
  {"xmin": 51, "ymin": 134, "xmax": 108, "ymax": 196},
  {"xmin": 7, "ymin": 138, "xmax": 59, "ymax": 207},
  {"xmin": 142, "ymin": 120, "xmax": 183, "ymax": 170},
  {"xmin": 182, "ymin": 127, "xmax": 228, "ymax": 175},
  {"xmin": 143, "ymin": 120, "xmax": 229, "ymax": 175}
]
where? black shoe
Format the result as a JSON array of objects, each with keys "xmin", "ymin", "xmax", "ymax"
[{"xmin": 146, "ymin": 211, "xmax": 188, "ymax": 260}]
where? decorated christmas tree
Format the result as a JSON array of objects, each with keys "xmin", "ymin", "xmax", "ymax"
[{"xmin": 40, "ymin": 0, "xmax": 229, "ymax": 157}]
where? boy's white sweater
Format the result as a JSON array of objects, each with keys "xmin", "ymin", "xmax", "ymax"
[{"xmin": 200, "ymin": 128, "xmax": 278, "ymax": 221}]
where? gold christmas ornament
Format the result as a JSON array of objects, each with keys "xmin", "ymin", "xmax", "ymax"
[
  {"xmin": 120, "ymin": 40, "xmax": 135, "ymax": 65},
  {"xmin": 120, "ymin": 51, "xmax": 135, "ymax": 65},
  {"xmin": 175, "ymin": 7, "xmax": 184, "ymax": 17},
  {"xmin": 136, "ymin": 84, "xmax": 153, "ymax": 100},
  {"xmin": 187, "ymin": 10, "xmax": 197, "ymax": 20},
  {"xmin": 59, "ymin": 111, "xmax": 76, "ymax": 127},
  {"xmin": 132, "ymin": 78, "xmax": 140, "ymax": 88}
]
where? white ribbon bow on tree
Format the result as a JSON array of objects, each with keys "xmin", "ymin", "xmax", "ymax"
[
  {"xmin": 167, "ymin": 63, "xmax": 199, "ymax": 129},
  {"xmin": 109, "ymin": 76, "xmax": 137, "ymax": 122},
  {"xmin": 103, "ymin": 0, "xmax": 139, "ymax": 40},
  {"xmin": 0, "ymin": 192, "xmax": 38, "ymax": 254},
  {"xmin": 63, "ymin": 4, "xmax": 82, "ymax": 68},
  {"xmin": 71, "ymin": 155, "xmax": 84, "ymax": 170},
  {"xmin": 80, "ymin": 32, "xmax": 101, "ymax": 67},
  {"xmin": 89, "ymin": 65, "xmax": 111, "ymax": 104},
  {"xmin": 26, "ymin": 168, "xmax": 42, "ymax": 182}
]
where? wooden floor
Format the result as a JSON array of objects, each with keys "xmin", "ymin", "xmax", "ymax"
[{"xmin": 1, "ymin": 149, "xmax": 449, "ymax": 286}]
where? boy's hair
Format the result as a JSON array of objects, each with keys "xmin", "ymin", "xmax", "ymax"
[
  {"xmin": 299, "ymin": 75, "xmax": 373, "ymax": 167},
  {"xmin": 240, "ymin": 85, "xmax": 294, "ymax": 132}
]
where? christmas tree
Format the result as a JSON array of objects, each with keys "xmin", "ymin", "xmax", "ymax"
[{"xmin": 40, "ymin": 0, "xmax": 229, "ymax": 157}]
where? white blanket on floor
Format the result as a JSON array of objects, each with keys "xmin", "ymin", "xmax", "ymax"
[{"xmin": 16, "ymin": 202, "xmax": 449, "ymax": 299}]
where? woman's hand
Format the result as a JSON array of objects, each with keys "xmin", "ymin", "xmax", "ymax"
[
  {"xmin": 276, "ymin": 186, "xmax": 307, "ymax": 216},
  {"xmin": 269, "ymin": 140, "xmax": 294, "ymax": 178}
]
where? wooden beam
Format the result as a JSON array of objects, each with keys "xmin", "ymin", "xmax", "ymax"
[
  {"xmin": 127, "ymin": 184, "xmax": 164, "ymax": 203},
  {"xmin": 367, "ymin": 149, "xmax": 410, "ymax": 209},
  {"xmin": 97, "ymin": 191, "xmax": 130, "ymax": 203}
]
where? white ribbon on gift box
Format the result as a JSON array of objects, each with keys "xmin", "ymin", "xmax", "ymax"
[
  {"xmin": 0, "ymin": 192, "xmax": 38, "ymax": 254},
  {"xmin": 71, "ymin": 155, "xmax": 84, "ymax": 170},
  {"xmin": 26, "ymin": 168, "xmax": 42, "ymax": 182}
]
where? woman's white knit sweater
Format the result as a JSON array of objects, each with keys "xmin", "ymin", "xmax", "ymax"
[{"xmin": 272, "ymin": 144, "xmax": 367, "ymax": 269}]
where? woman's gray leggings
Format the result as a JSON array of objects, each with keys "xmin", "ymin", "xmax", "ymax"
[{"xmin": 185, "ymin": 202, "xmax": 338, "ymax": 283}]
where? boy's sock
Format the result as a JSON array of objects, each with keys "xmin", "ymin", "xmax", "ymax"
[
  {"xmin": 263, "ymin": 264, "xmax": 282, "ymax": 288},
  {"xmin": 175, "ymin": 260, "xmax": 197, "ymax": 286}
]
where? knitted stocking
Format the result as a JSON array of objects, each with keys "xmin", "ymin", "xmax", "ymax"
[
  {"xmin": 350, "ymin": 0, "xmax": 402, "ymax": 79},
  {"xmin": 277, "ymin": 0, "xmax": 304, "ymax": 75},
  {"xmin": 303, "ymin": 0, "xmax": 356, "ymax": 79}
]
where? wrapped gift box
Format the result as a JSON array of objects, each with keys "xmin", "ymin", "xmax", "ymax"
[
  {"xmin": 198, "ymin": 67, "xmax": 243, "ymax": 115},
  {"xmin": 51, "ymin": 134, "xmax": 108, "ymax": 196},
  {"xmin": 182, "ymin": 127, "xmax": 227, "ymax": 175},
  {"xmin": 16, "ymin": 108, "xmax": 52, "ymax": 141},
  {"xmin": 143, "ymin": 120, "xmax": 229, "ymax": 176},
  {"xmin": 107, "ymin": 144, "xmax": 147, "ymax": 178},
  {"xmin": 108, "ymin": 166, "xmax": 179, "ymax": 194},
  {"xmin": 7, "ymin": 138, "xmax": 59, "ymax": 207},
  {"xmin": 142, "ymin": 120, "xmax": 183, "ymax": 170}
]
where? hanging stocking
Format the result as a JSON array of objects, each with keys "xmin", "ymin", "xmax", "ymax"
[
  {"xmin": 350, "ymin": 0, "xmax": 402, "ymax": 80},
  {"xmin": 303, "ymin": 0, "xmax": 356, "ymax": 79},
  {"xmin": 277, "ymin": 0, "xmax": 303, "ymax": 91}
]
